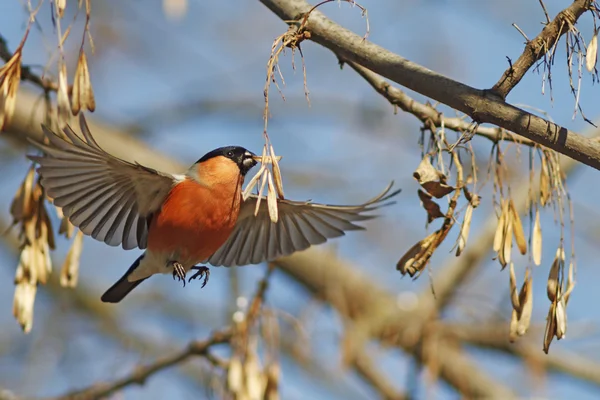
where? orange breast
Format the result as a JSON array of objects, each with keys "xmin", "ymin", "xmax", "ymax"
[{"xmin": 147, "ymin": 178, "xmax": 242, "ymax": 264}]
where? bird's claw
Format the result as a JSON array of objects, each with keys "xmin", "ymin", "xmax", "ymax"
[
  {"xmin": 171, "ymin": 262, "xmax": 187, "ymax": 287},
  {"xmin": 188, "ymin": 266, "xmax": 210, "ymax": 288}
]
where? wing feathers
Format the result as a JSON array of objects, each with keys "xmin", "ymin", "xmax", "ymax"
[
  {"xmin": 207, "ymin": 182, "xmax": 400, "ymax": 267},
  {"xmin": 29, "ymin": 116, "xmax": 176, "ymax": 250}
]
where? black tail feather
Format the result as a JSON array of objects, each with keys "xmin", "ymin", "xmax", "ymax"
[{"xmin": 101, "ymin": 255, "xmax": 148, "ymax": 303}]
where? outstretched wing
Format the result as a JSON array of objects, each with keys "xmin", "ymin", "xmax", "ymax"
[
  {"xmin": 29, "ymin": 114, "xmax": 177, "ymax": 250},
  {"xmin": 206, "ymin": 182, "xmax": 400, "ymax": 267}
]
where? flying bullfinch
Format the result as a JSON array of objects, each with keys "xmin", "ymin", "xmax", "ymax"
[{"xmin": 28, "ymin": 115, "xmax": 400, "ymax": 303}]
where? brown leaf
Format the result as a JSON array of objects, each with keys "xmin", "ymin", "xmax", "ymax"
[
  {"xmin": 509, "ymin": 199, "xmax": 527, "ymax": 255},
  {"xmin": 418, "ymin": 189, "xmax": 445, "ymax": 223},
  {"xmin": 413, "ymin": 157, "xmax": 455, "ymax": 198},
  {"xmin": 397, "ymin": 232, "xmax": 436, "ymax": 278},
  {"xmin": 71, "ymin": 50, "xmax": 96, "ymax": 115}
]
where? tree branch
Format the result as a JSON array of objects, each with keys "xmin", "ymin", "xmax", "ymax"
[
  {"xmin": 491, "ymin": 0, "xmax": 592, "ymax": 99},
  {"xmin": 259, "ymin": 0, "xmax": 600, "ymax": 170},
  {"xmin": 346, "ymin": 61, "xmax": 535, "ymax": 146},
  {"xmin": 49, "ymin": 329, "xmax": 232, "ymax": 400}
]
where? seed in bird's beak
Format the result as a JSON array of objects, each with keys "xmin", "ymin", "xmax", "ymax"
[{"xmin": 251, "ymin": 155, "xmax": 282, "ymax": 164}]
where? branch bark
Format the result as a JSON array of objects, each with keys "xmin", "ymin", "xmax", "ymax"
[{"xmin": 259, "ymin": 0, "xmax": 600, "ymax": 170}]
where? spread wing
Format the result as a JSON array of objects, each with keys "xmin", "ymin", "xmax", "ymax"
[
  {"xmin": 28, "ymin": 114, "xmax": 177, "ymax": 250},
  {"xmin": 206, "ymin": 182, "xmax": 400, "ymax": 267}
]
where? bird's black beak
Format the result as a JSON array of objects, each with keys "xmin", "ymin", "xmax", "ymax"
[{"xmin": 241, "ymin": 150, "xmax": 257, "ymax": 175}]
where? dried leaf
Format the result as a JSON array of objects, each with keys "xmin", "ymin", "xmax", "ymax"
[
  {"xmin": 71, "ymin": 49, "xmax": 96, "ymax": 115},
  {"xmin": 413, "ymin": 157, "xmax": 455, "ymax": 198},
  {"xmin": 509, "ymin": 199, "xmax": 527, "ymax": 255},
  {"xmin": 532, "ymin": 208, "xmax": 542, "ymax": 266},
  {"xmin": 517, "ymin": 271, "xmax": 533, "ymax": 336},
  {"xmin": 587, "ymin": 31, "xmax": 598, "ymax": 73},
  {"xmin": 266, "ymin": 170, "xmax": 278, "ymax": 223},
  {"xmin": 463, "ymin": 186, "xmax": 481, "ymax": 208},
  {"xmin": 60, "ymin": 230, "xmax": 84, "ymax": 287},
  {"xmin": 397, "ymin": 232, "xmax": 436, "ymax": 278},
  {"xmin": 456, "ymin": 203, "xmax": 473, "ymax": 256},
  {"xmin": 418, "ymin": 189, "xmax": 445, "ymax": 223}
]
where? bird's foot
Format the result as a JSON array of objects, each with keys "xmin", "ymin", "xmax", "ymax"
[
  {"xmin": 171, "ymin": 261, "xmax": 187, "ymax": 287},
  {"xmin": 188, "ymin": 266, "xmax": 210, "ymax": 288}
]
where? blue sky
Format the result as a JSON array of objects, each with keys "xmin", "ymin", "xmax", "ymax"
[{"xmin": 1, "ymin": 0, "xmax": 600, "ymax": 399}]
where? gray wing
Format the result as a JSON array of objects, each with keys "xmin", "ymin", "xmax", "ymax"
[
  {"xmin": 206, "ymin": 182, "xmax": 400, "ymax": 267},
  {"xmin": 28, "ymin": 114, "xmax": 177, "ymax": 250}
]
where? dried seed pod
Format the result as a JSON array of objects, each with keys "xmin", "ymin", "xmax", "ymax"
[
  {"xmin": 499, "ymin": 200, "xmax": 513, "ymax": 268},
  {"xmin": 509, "ymin": 263, "xmax": 520, "ymax": 312},
  {"xmin": 57, "ymin": 62, "xmax": 71, "ymax": 125},
  {"xmin": 493, "ymin": 201, "xmax": 506, "ymax": 253},
  {"xmin": 532, "ymin": 208, "xmax": 542, "ymax": 266},
  {"xmin": 60, "ymin": 230, "xmax": 84, "ymax": 288},
  {"xmin": 565, "ymin": 260, "xmax": 575, "ymax": 305},
  {"xmin": 555, "ymin": 295, "xmax": 567, "ymax": 339},
  {"xmin": 547, "ymin": 247, "xmax": 563, "ymax": 302},
  {"xmin": 227, "ymin": 356, "xmax": 243, "ymax": 394},
  {"xmin": 266, "ymin": 170, "xmax": 278, "ymax": 223},
  {"xmin": 456, "ymin": 203, "xmax": 473, "ymax": 256},
  {"xmin": 543, "ymin": 302, "xmax": 556, "ymax": 354},
  {"xmin": 269, "ymin": 144, "xmax": 285, "ymax": 199},
  {"xmin": 509, "ymin": 308, "xmax": 519, "ymax": 343},
  {"xmin": 540, "ymin": 157, "xmax": 551, "ymax": 206},
  {"xmin": 71, "ymin": 49, "xmax": 96, "ymax": 115},
  {"xmin": 397, "ymin": 232, "xmax": 436, "ymax": 277},
  {"xmin": 517, "ymin": 271, "xmax": 533, "ymax": 336},
  {"xmin": 587, "ymin": 30, "xmax": 598, "ymax": 73},
  {"xmin": 509, "ymin": 199, "xmax": 527, "ymax": 255}
]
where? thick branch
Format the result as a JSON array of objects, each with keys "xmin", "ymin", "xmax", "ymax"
[
  {"xmin": 259, "ymin": 0, "xmax": 600, "ymax": 170},
  {"xmin": 347, "ymin": 61, "xmax": 535, "ymax": 146},
  {"xmin": 491, "ymin": 0, "xmax": 592, "ymax": 99}
]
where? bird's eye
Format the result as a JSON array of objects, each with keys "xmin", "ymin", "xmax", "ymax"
[{"xmin": 227, "ymin": 151, "xmax": 234, "ymax": 157}]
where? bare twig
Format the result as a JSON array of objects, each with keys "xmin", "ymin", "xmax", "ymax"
[{"xmin": 49, "ymin": 329, "xmax": 232, "ymax": 400}]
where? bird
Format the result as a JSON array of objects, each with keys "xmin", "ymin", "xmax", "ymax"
[{"xmin": 28, "ymin": 114, "xmax": 400, "ymax": 303}]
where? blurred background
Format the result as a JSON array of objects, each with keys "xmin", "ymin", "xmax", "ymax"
[{"xmin": 1, "ymin": 0, "xmax": 600, "ymax": 399}]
